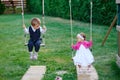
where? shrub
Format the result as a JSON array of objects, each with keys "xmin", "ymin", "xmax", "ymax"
[
  {"xmin": 26, "ymin": 0, "xmax": 42, "ymax": 14},
  {"xmin": 26, "ymin": 0, "xmax": 116, "ymax": 25},
  {"xmin": 0, "ymin": 1, "xmax": 5, "ymax": 14}
]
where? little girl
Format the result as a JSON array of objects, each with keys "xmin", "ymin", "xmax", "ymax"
[{"xmin": 71, "ymin": 32, "xmax": 94, "ymax": 69}]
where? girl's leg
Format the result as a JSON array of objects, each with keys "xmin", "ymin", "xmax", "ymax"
[
  {"xmin": 88, "ymin": 64, "xmax": 91, "ymax": 68},
  {"xmin": 87, "ymin": 64, "xmax": 92, "ymax": 72}
]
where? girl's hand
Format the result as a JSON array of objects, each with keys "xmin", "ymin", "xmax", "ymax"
[
  {"xmin": 71, "ymin": 43, "xmax": 74, "ymax": 46},
  {"xmin": 90, "ymin": 36, "xmax": 92, "ymax": 41}
]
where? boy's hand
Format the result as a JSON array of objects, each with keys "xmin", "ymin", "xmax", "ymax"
[
  {"xmin": 43, "ymin": 25, "xmax": 47, "ymax": 30},
  {"xmin": 22, "ymin": 24, "xmax": 26, "ymax": 29}
]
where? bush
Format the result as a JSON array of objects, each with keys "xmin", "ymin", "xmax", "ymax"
[
  {"xmin": 0, "ymin": 1, "xmax": 5, "ymax": 14},
  {"xmin": 26, "ymin": 0, "xmax": 42, "ymax": 14},
  {"xmin": 92, "ymin": 0, "xmax": 116, "ymax": 25},
  {"xmin": 26, "ymin": 0, "xmax": 116, "ymax": 25}
]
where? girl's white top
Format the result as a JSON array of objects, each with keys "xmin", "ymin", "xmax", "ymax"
[{"xmin": 73, "ymin": 44, "xmax": 94, "ymax": 66}]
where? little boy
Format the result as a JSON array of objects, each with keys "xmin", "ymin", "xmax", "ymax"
[{"xmin": 23, "ymin": 18, "xmax": 47, "ymax": 60}]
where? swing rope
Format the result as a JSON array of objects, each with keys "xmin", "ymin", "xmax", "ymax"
[
  {"xmin": 69, "ymin": 0, "xmax": 93, "ymax": 57},
  {"xmin": 90, "ymin": 0, "xmax": 93, "ymax": 40},
  {"xmin": 21, "ymin": 0, "xmax": 24, "ymax": 25},
  {"xmin": 42, "ymin": 0, "xmax": 45, "ymax": 26},
  {"xmin": 21, "ymin": 0, "xmax": 46, "ymax": 46},
  {"xmin": 41, "ymin": 0, "xmax": 46, "ymax": 46},
  {"xmin": 21, "ymin": 0, "xmax": 27, "ymax": 46},
  {"xmin": 69, "ymin": 0, "xmax": 74, "ymax": 57}
]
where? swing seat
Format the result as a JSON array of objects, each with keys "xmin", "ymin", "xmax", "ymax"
[
  {"xmin": 40, "ymin": 43, "xmax": 45, "ymax": 47},
  {"xmin": 21, "ymin": 66, "xmax": 46, "ymax": 80},
  {"xmin": 24, "ymin": 43, "xmax": 28, "ymax": 46},
  {"xmin": 24, "ymin": 43, "xmax": 45, "ymax": 47},
  {"xmin": 76, "ymin": 65, "xmax": 98, "ymax": 80}
]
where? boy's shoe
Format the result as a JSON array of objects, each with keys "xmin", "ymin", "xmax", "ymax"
[
  {"xmin": 33, "ymin": 53, "xmax": 38, "ymax": 60},
  {"xmin": 30, "ymin": 55, "xmax": 33, "ymax": 60},
  {"xmin": 30, "ymin": 52, "xmax": 33, "ymax": 60}
]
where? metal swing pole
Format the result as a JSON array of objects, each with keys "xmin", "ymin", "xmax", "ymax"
[{"xmin": 69, "ymin": 0, "xmax": 74, "ymax": 57}]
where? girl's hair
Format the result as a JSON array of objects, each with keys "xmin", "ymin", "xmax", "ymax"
[
  {"xmin": 80, "ymin": 32, "xmax": 86, "ymax": 40},
  {"xmin": 31, "ymin": 18, "xmax": 41, "ymax": 26}
]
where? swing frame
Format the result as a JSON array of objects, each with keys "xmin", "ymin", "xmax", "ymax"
[
  {"xmin": 69, "ymin": 0, "xmax": 93, "ymax": 57},
  {"xmin": 69, "ymin": 0, "xmax": 99, "ymax": 80},
  {"xmin": 21, "ymin": 0, "xmax": 46, "ymax": 47}
]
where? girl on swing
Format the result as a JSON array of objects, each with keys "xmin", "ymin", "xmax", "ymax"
[
  {"xmin": 71, "ymin": 32, "xmax": 94, "ymax": 70},
  {"xmin": 23, "ymin": 18, "xmax": 47, "ymax": 60}
]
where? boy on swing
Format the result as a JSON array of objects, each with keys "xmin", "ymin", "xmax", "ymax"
[{"xmin": 23, "ymin": 18, "xmax": 47, "ymax": 60}]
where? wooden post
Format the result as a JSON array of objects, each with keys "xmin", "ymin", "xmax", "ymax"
[
  {"xmin": 117, "ymin": 4, "xmax": 120, "ymax": 57},
  {"xmin": 116, "ymin": 0, "xmax": 120, "ymax": 3},
  {"xmin": 101, "ymin": 15, "xmax": 117, "ymax": 46},
  {"xmin": 118, "ymin": 32, "xmax": 120, "ymax": 56},
  {"xmin": 116, "ymin": 0, "xmax": 120, "ymax": 68}
]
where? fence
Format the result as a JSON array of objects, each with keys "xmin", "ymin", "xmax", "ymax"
[{"xmin": 1, "ymin": 0, "xmax": 26, "ymax": 13}]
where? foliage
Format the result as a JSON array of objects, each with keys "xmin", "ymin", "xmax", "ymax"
[
  {"xmin": 0, "ymin": 1, "xmax": 5, "ymax": 14},
  {"xmin": 26, "ymin": 0, "xmax": 42, "ymax": 14},
  {"xmin": 26, "ymin": 0, "xmax": 116, "ymax": 25},
  {"xmin": 93, "ymin": 0, "xmax": 116, "ymax": 25}
]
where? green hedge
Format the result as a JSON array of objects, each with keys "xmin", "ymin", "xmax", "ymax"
[
  {"xmin": 26, "ymin": 0, "xmax": 116, "ymax": 25},
  {"xmin": 0, "ymin": 1, "xmax": 5, "ymax": 14}
]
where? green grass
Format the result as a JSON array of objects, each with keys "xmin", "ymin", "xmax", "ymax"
[{"xmin": 0, "ymin": 14, "xmax": 120, "ymax": 80}]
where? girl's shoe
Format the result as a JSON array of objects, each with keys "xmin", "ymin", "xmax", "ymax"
[
  {"xmin": 55, "ymin": 76, "xmax": 62, "ymax": 80},
  {"xmin": 78, "ymin": 65, "xmax": 81, "ymax": 68},
  {"xmin": 87, "ymin": 65, "xmax": 92, "ymax": 73}
]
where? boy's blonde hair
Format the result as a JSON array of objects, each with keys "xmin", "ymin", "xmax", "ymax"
[{"xmin": 31, "ymin": 18, "xmax": 41, "ymax": 26}]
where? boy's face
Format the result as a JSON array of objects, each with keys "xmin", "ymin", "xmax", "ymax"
[{"xmin": 33, "ymin": 24, "xmax": 40, "ymax": 29}]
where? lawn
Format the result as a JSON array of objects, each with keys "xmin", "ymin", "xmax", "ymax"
[{"xmin": 0, "ymin": 14, "xmax": 120, "ymax": 80}]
